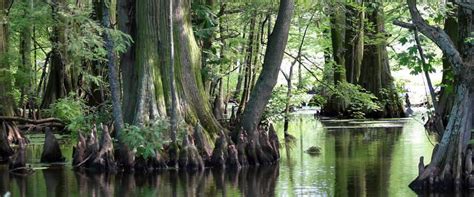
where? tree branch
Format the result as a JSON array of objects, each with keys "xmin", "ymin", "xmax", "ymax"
[
  {"xmin": 406, "ymin": 0, "xmax": 464, "ymax": 74},
  {"xmin": 0, "ymin": 116, "xmax": 64, "ymax": 124},
  {"xmin": 393, "ymin": 20, "xmax": 415, "ymax": 30}
]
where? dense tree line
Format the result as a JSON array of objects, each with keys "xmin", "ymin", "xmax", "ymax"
[{"xmin": 0, "ymin": 0, "xmax": 473, "ymax": 193}]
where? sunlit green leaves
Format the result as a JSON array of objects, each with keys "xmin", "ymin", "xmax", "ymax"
[{"xmin": 121, "ymin": 118, "xmax": 170, "ymax": 159}]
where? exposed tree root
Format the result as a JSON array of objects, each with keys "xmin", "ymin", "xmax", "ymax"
[
  {"xmin": 9, "ymin": 142, "xmax": 29, "ymax": 174},
  {"xmin": 178, "ymin": 134, "xmax": 204, "ymax": 170},
  {"xmin": 192, "ymin": 123, "xmax": 212, "ymax": 164},
  {"xmin": 0, "ymin": 122, "xmax": 14, "ymax": 162},
  {"xmin": 73, "ymin": 124, "xmax": 116, "ymax": 172},
  {"xmin": 71, "ymin": 120, "xmax": 279, "ymax": 173}
]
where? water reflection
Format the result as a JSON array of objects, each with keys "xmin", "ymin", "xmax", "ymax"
[
  {"xmin": 0, "ymin": 115, "xmax": 435, "ymax": 196},
  {"xmin": 1, "ymin": 165, "xmax": 280, "ymax": 196}
]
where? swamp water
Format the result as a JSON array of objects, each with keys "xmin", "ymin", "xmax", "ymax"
[{"xmin": 0, "ymin": 114, "xmax": 434, "ymax": 196}]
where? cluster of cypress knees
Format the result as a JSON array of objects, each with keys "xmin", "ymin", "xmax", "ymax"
[
  {"xmin": 2, "ymin": 121, "xmax": 280, "ymax": 174},
  {"xmin": 410, "ymin": 149, "xmax": 474, "ymax": 192}
]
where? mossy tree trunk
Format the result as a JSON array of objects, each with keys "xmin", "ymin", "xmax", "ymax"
[
  {"xmin": 171, "ymin": 0, "xmax": 223, "ymax": 137},
  {"xmin": 0, "ymin": 0, "xmax": 15, "ymax": 116},
  {"xmin": 359, "ymin": 0, "xmax": 404, "ymax": 118},
  {"xmin": 344, "ymin": 0, "xmax": 364, "ymax": 84},
  {"xmin": 322, "ymin": 1, "xmax": 348, "ymax": 117}
]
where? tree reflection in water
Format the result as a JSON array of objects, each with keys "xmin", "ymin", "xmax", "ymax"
[{"xmin": 0, "ymin": 165, "xmax": 280, "ymax": 196}]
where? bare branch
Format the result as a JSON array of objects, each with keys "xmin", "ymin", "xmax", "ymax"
[{"xmin": 393, "ymin": 20, "xmax": 415, "ymax": 30}]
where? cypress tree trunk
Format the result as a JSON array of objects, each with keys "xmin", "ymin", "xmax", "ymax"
[
  {"xmin": 42, "ymin": 0, "xmax": 79, "ymax": 109},
  {"xmin": 396, "ymin": 0, "xmax": 474, "ymax": 191},
  {"xmin": 331, "ymin": 2, "xmax": 346, "ymax": 85},
  {"xmin": 233, "ymin": 28, "xmax": 247, "ymax": 101},
  {"xmin": 42, "ymin": 0, "xmax": 73, "ymax": 108},
  {"xmin": 117, "ymin": 0, "xmax": 136, "ymax": 168},
  {"xmin": 171, "ymin": 0, "xmax": 223, "ymax": 137},
  {"xmin": 0, "ymin": 0, "xmax": 15, "ymax": 116},
  {"xmin": 430, "ymin": 0, "xmax": 461, "ymax": 134},
  {"xmin": 432, "ymin": 4, "xmax": 458, "ymax": 134},
  {"xmin": 101, "ymin": 0, "xmax": 124, "ymax": 139},
  {"xmin": 18, "ymin": 0, "xmax": 33, "ymax": 115},
  {"xmin": 236, "ymin": 14, "xmax": 257, "ymax": 117},
  {"xmin": 212, "ymin": 8, "xmax": 227, "ymax": 120},
  {"xmin": 359, "ymin": 0, "xmax": 404, "ymax": 118},
  {"xmin": 344, "ymin": 0, "xmax": 364, "ymax": 84},
  {"xmin": 322, "ymin": 1, "xmax": 348, "ymax": 117},
  {"xmin": 238, "ymin": 0, "xmax": 294, "ymax": 165}
]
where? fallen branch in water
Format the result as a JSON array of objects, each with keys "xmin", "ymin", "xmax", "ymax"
[{"xmin": 0, "ymin": 116, "xmax": 64, "ymax": 125}]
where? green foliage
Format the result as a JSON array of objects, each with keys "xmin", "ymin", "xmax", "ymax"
[
  {"xmin": 121, "ymin": 119, "xmax": 169, "ymax": 159},
  {"xmin": 46, "ymin": 93, "xmax": 86, "ymax": 124},
  {"xmin": 121, "ymin": 119, "xmax": 189, "ymax": 159},
  {"xmin": 264, "ymin": 86, "xmax": 307, "ymax": 121},
  {"xmin": 466, "ymin": 32, "xmax": 474, "ymax": 45},
  {"xmin": 191, "ymin": 3, "xmax": 218, "ymax": 40},
  {"xmin": 308, "ymin": 94, "xmax": 326, "ymax": 107},
  {"xmin": 394, "ymin": 34, "xmax": 441, "ymax": 75},
  {"xmin": 46, "ymin": 93, "xmax": 112, "ymax": 140},
  {"xmin": 327, "ymin": 82, "xmax": 381, "ymax": 118}
]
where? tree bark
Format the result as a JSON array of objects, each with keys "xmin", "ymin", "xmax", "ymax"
[
  {"xmin": 398, "ymin": 0, "xmax": 474, "ymax": 192},
  {"xmin": 168, "ymin": 0, "xmax": 178, "ymax": 143},
  {"xmin": 0, "ymin": 0, "xmax": 15, "ymax": 116},
  {"xmin": 102, "ymin": 0, "xmax": 124, "ymax": 139},
  {"xmin": 171, "ymin": 0, "xmax": 224, "ymax": 137},
  {"xmin": 236, "ymin": 14, "xmax": 257, "ymax": 117},
  {"xmin": 238, "ymin": 0, "xmax": 294, "ymax": 164},
  {"xmin": 359, "ymin": 0, "xmax": 404, "ymax": 118},
  {"xmin": 117, "ymin": 0, "xmax": 137, "ymax": 169},
  {"xmin": 344, "ymin": 0, "xmax": 364, "ymax": 83},
  {"xmin": 42, "ymin": 0, "xmax": 74, "ymax": 108},
  {"xmin": 322, "ymin": 1, "xmax": 348, "ymax": 117}
]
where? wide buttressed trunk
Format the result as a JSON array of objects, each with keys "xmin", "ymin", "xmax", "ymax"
[
  {"xmin": 120, "ymin": 0, "xmax": 223, "ymax": 137},
  {"xmin": 170, "ymin": 0, "xmax": 223, "ymax": 137},
  {"xmin": 0, "ymin": 0, "xmax": 15, "ymax": 116},
  {"xmin": 359, "ymin": 0, "xmax": 404, "ymax": 118}
]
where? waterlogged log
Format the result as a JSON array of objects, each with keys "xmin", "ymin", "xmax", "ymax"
[{"xmin": 41, "ymin": 128, "xmax": 65, "ymax": 163}]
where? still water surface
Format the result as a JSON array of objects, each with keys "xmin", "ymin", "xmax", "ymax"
[{"xmin": 0, "ymin": 114, "xmax": 434, "ymax": 196}]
